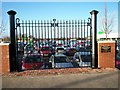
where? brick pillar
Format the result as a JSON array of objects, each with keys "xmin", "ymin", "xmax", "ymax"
[
  {"xmin": 0, "ymin": 43, "xmax": 10, "ymax": 74},
  {"xmin": 98, "ymin": 41, "xmax": 116, "ymax": 68}
]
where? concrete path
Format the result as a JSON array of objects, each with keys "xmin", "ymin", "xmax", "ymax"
[{"xmin": 2, "ymin": 70, "xmax": 119, "ymax": 88}]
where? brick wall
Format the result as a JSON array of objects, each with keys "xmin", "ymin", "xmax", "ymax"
[
  {"xmin": 98, "ymin": 41, "xmax": 116, "ymax": 68},
  {"xmin": 0, "ymin": 43, "xmax": 10, "ymax": 74}
]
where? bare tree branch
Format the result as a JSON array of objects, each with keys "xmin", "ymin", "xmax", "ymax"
[
  {"xmin": 0, "ymin": 20, "xmax": 6, "ymax": 36},
  {"xmin": 99, "ymin": 2, "xmax": 115, "ymax": 39}
]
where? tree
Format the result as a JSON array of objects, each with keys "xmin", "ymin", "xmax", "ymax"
[
  {"xmin": 99, "ymin": 2, "xmax": 115, "ymax": 40},
  {"xmin": 0, "ymin": 20, "xmax": 6, "ymax": 37},
  {"xmin": 2, "ymin": 36, "xmax": 10, "ymax": 42}
]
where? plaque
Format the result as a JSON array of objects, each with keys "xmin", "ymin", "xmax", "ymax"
[{"xmin": 101, "ymin": 46, "xmax": 111, "ymax": 53}]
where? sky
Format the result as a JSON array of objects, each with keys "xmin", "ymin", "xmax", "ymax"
[{"xmin": 1, "ymin": 1, "xmax": 119, "ymax": 38}]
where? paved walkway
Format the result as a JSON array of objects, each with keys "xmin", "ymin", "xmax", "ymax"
[{"xmin": 2, "ymin": 69, "xmax": 119, "ymax": 88}]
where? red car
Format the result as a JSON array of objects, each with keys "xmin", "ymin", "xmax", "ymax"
[
  {"xmin": 22, "ymin": 54, "xmax": 44, "ymax": 70},
  {"xmin": 40, "ymin": 46, "xmax": 52, "ymax": 57}
]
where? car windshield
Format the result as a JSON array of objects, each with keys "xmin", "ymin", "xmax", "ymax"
[
  {"xmin": 54, "ymin": 56, "xmax": 67, "ymax": 63},
  {"xmin": 25, "ymin": 55, "xmax": 43, "ymax": 63}
]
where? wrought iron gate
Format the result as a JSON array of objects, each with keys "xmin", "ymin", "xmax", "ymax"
[
  {"xmin": 7, "ymin": 10, "xmax": 98, "ymax": 71},
  {"xmin": 15, "ymin": 18, "xmax": 92, "ymax": 47}
]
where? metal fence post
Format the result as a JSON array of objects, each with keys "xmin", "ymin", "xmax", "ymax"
[
  {"xmin": 90, "ymin": 10, "xmax": 99, "ymax": 68},
  {"xmin": 7, "ymin": 10, "xmax": 17, "ymax": 71}
]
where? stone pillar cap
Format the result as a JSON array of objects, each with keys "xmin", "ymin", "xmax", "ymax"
[
  {"xmin": 90, "ymin": 10, "xmax": 99, "ymax": 15},
  {"xmin": 7, "ymin": 10, "xmax": 16, "ymax": 15}
]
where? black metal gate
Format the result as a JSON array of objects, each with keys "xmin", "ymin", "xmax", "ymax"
[{"xmin": 7, "ymin": 10, "xmax": 98, "ymax": 71}]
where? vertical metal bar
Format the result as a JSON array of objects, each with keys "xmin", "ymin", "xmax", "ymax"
[
  {"xmin": 44, "ymin": 20, "xmax": 46, "ymax": 46},
  {"xmin": 78, "ymin": 20, "xmax": 80, "ymax": 40},
  {"xmin": 86, "ymin": 20, "xmax": 89, "ymax": 57},
  {"xmin": 16, "ymin": 19, "xmax": 22, "ymax": 72},
  {"xmin": 57, "ymin": 20, "xmax": 59, "ymax": 43},
  {"xmin": 84, "ymin": 20, "xmax": 85, "ymax": 46},
  {"xmin": 41, "ymin": 20, "xmax": 43, "ymax": 46},
  {"xmin": 72, "ymin": 20, "xmax": 74, "ymax": 41},
  {"xmin": 81, "ymin": 20, "xmax": 82, "ymax": 45},
  {"xmin": 22, "ymin": 20, "xmax": 24, "ymax": 46},
  {"xmin": 87, "ymin": 22, "xmax": 88, "ymax": 42},
  {"xmin": 19, "ymin": 24, "xmax": 22, "ymax": 44},
  {"xmin": 72, "ymin": 20, "xmax": 74, "ymax": 40},
  {"xmin": 47, "ymin": 20, "xmax": 49, "ymax": 45},
  {"xmin": 18, "ymin": 21, "xmax": 22, "ymax": 59},
  {"xmin": 16, "ymin": 27, "xmax": 18, "ymax": 50},
  {"xmin": 32, "ymin": 20, "xmax": 34, "ymax": 43},
  {"xmin": 53, "ymin": 19, "xmax": 56, "ymax": 43},
  {"xmin": 25, "ymin": 20, "xmax": 27, "ymax": 45},
  {"xmin": 63, "ymin": 20, "xmax": 65, "ymax": 45},
  {"xmin": 50, "ymin": 20, "xmax": 52, "ymax": 42},
  {"xmin": 60, "ymin": 20, "xmax": 62, "ymax": 44},
  {"xmin": 66, "ymin": 20, "xmax": 68, "ymax": 45},
  {"xmin": 71, "ymin": 20, "xmax": 73, "ymax": 46},
  {"xmin": 62, "ymin": 20, "xmax": 63, "ymax": 44},
  {"xmin": 69, "ymin": 20, "xmax": 71, "ymax": 45},
  {"xmin": 38, "ymin": 20, "xmax": 40, "ymax": 49},
  {"xmin": 70, "ymin": 20, "xmax": 72, "ymax": 41},
  {"xmin": 22, "ymin": 20, "xmax": 26, "ymax": 56},
  {"xmin": 28, "ymin": 20, "xmax": 30, "ymax": 44},
  {"xmin": 35, "ymin": 20, "xmax": 37, "ymax": 43},
  {"xmin": 90, "ymin": 19, "xmax": 92, "ymax": 52},
  {"xmin": 75, "ymin": 20, "xmax": 77, "ymax": 40}
]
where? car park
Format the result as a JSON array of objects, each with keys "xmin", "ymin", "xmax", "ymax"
[
  {"xmin": 22, "ymin": 54, "xmax": 44, "ymax": 70},
  {"xmin": 49, "ymin": 53, "xmax": 74, "ymax": 69}
]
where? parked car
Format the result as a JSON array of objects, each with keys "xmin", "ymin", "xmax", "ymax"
[
  {"xmin": 49, "ymin": 53, "xmax": 74, "ymax": 69},
  {"xmin": 22, "ymin": 54, "xmax": 44, "ymax": 70},
  {"xmin": 55, "ymin": 47, "xmax": 65, "ymax": 54},
  {"xmin": 116, "ymin": 52, "xmax": 120, "ymax": 68},
  {"xmin": 24, "ymin": 44, "xmax": 34, "ymax": 54},
  {"xmin": 73, "ymin": 51, "xmax": 91, "ymax": 67},
  {"xmin": 65, "ymin": 47, "xmax": 76, "ymax": 56},
  {"xmin": 40, "ymin": 46, "xmax": 52, "ymax": 57}
]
